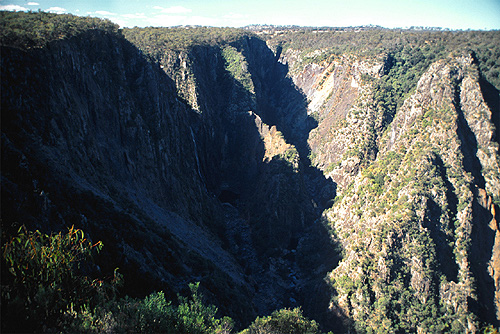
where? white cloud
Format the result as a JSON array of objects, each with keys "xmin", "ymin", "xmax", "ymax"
[
  {"xmin": 109, "ymin": 17, "xmax": 128, "ymax": 28},
  {"xmin": 27, "ymin": 2, "xmax": 39, "ymax": 5},
  {"xmin": 153, "ymin": 5, "xmax": 192, "ymax": 14},
  {"xmin": 146, "ymin": 14, "xmax": 218, "ymax": 27},
  {"xmin": 220, "ymin": 12, "xmax": 251, "ymax": 26},
  {"xmin": 109, "ymin": 13, "xmax": 148, "ymax": 28},
  {"xmin": 147, "ymin": 14, "xmax": 187, "ymax": 26},
  {"xmin": 223, "ymin": 13, "xmax": 246, "ymax": 19},
  {"xmin": 122, "ymin": 12, "xmax": 146, "ymax": 19},
  {"xmin": 47, "ymin": 6, "xmax": 67, "ymax": 14},
  {"xmin": 94, "ymin": 10, "xmax": 117, "ymax": 16},
  {"xmin": 0, "ymin": 4, "xmax": 28, "ymax": 11},
  {"xmin": 185, "ymin": 15, "xmax": 218, "ymax": 26}
]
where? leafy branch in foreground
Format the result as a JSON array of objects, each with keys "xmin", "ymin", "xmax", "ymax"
[
  {"xmin": 1, "ymin": 225, "xmax": 234, "ymax": 333},
  {"xmin": 1, "ymin": 225, "xmax": 121, "ymax": 332}
]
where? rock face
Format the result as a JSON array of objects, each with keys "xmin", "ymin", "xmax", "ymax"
[
  {"xmin": 2, "ymin": 15, "xmax": 499, "ymax": 332},
  {"xmin": 283, "ymin": 51, "xmax": 386, "ymax": 190},
  {"xmin": 305, "ymin": 53, "xmax": 500, "ymax": 331},
  {"xmin": 1, "ymin": 24, "xmax": 337, "ymax": 328},
  {"xmin": 1, "ymin": 30, "xmax": 246, "ymax": 305}
]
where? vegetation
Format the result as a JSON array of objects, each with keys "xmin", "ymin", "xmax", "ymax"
[
  {"xmin": 307, "ymin": 27, "xmax": 499, "ymax": 179},
  {"xmin": 65, "ymin": 283, "xmax": 234, "ymax": 334},
  {"xmin": 2, "ymin": 10, "xmax": 499, "ymax": 333},
  {"xmin": 0, "ymin": 227, "xmax": 220, "ymax": 333},
  {"xmin": 266, "ymin": 28, "xmax": 500, "ymax": 90},
  {"xmin": 1, "ymin": 226, "xmax": 329, "ymax": 333},
  {"xmin": 122, "ymin": 26, "xmax": 255, "ymax": 56},
  {"xmin": 325, "ymin": 100, "xmax": 487, "ymax": 332},
  {"xmin": 222, "ymin": 45, "xmax": 255, "ymax": 93},
  {"xmin": 241, "ymin": 308, "xmax": 324, "ymax": 334},
  {"xmin": 0, "ymin": 11, "xmax": 119, "ymax": 49},
  {"xmin": 1, "ymin": 226, "xmax": 121, "ymax": 332}
]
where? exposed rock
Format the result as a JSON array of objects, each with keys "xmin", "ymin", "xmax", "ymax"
[{"xmin": 322, "ymin": 55, "xmax": 499, "ymax": 331}]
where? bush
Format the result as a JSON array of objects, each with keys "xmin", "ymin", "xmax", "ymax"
[
  {"xmin": 1, "ymin": 225, "xmax": 235, "ymax": 333},
  {"xmin": 176, "ymin": 283, "xmax": 234, "ymax": 334},
  {"xmin": 135, "ymin": 291, "xmax": 176, "ymax": 333},
  {"xmin": 241, "ymin": 307, "xmax": 322, "ymax": 334},
  {"xmin": 64, "ymin": 283, "xmax": 234, "ymax": 334},
  {"xmin": 1, "ymin": 225, "xmax": 120, "ymax": 332}
]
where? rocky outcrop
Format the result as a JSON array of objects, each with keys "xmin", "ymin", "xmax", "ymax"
[
  {"xmin": 323, "ymin": 55, "xmax": 499, "ymax": 331},
  {"xmin": 281, "ymin": 50, "xmax": 386, "ymax": 189}
]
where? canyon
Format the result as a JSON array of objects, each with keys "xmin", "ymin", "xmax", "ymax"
[{"xmin": 1, "ymin": 12, "xmax": 499, "ymax": 332}]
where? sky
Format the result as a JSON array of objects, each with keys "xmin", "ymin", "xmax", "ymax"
[{"xmin": 1, "ymin": 0, "xmax": 499, "ymax": 30}]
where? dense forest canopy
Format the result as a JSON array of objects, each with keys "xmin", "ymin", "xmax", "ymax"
[
  {"xmin": 263, "ymin": 27, "xmax": 500, "ymax": 91},
  {"xmin": 1, "ymin": 11, "xmax": 498, "ymax": 90},
  {"xmin": 0, "ymin": 11, "xmax": 119, "ymax": 49},
  {"xmin": 122, "ymin": 26, "xmax": 256, "ymax": 53},
  {"xmin": 2, "ymin": 11, "xmax": 498, "ymax": 91}
]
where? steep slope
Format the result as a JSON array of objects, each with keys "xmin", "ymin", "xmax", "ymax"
[
  {"xmin": 280, "ymin": 49, "xmax": 386, "ymax": 189},
  {"xmin": 2, "ymin": 15, "xmax": 338, "ymax": 330},
  {"xmin": 268, "ymin": 28, "xmax": 499, "ymax": 331},
  {"xmin": 1, "ymin": 24, "xmax": 258, "ymax": 325},
  {"xmin": 323, "ymin": 55, "xmax": 499, "ymax": 332},
  {"xmin": 124, "ymin": 27, "xmax": 339, "ymax": 325}
]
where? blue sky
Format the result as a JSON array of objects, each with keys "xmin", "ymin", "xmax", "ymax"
[{"xmin": 1, "ymin": 0, "xmax": 499, "ymax": 29}]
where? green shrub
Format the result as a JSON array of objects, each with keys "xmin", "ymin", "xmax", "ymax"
[
  {"xmin": 1, "ymin": 225, "xmax": 120, "ymax": 332},
  {"xmin": 1, "ymin": 225, "xmax": 235, "ymax": 333},
  {"xmin": 241, "ymin": 307, "xmax": 322, "ymax": 334},
  {"xmin": 64, "ymin": 283, "xmax": 234, "ymax": 333},
  {"xmin": 135, "ymin": 291, "xmax": 176, "ymax": 333},
  {"xmin": 173, "ymin": 282, "xmax": 233, "ymax": 334}
]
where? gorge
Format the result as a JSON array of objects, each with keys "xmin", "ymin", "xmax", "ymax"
[{"xmin": 1, "ymin": 12, "xmax": 499, "ymax": 333}]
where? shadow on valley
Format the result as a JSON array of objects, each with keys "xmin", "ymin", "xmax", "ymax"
[
  {"xmin": 454, "ymin": 72, "xmax": 498, "ymax": 327},
  {"xmin": 233, "ymin": 37, "xmax": 341, "ymax": 330},
  {"xmin": 2, "ymin": 29, "xmax": 342, "ymax": 331},
  {"xmin": 428, "ymin": 155, "xmax": 459, "ymax": 283},
  {"xmin": 470, "ymin": 194, "xmax": 498, "ymax": 327},
  {"xmin": 178, "ymin": 37, "xmax": 341, "ymax": 329}
]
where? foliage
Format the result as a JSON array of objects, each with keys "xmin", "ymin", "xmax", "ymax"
[
  {"xmin": 1, "ymin": 225, "xmax": 121, "ymax": 332},
  {"xmin": 222, "ymin": 45, "xmax": 255, "ymax": 93},
  {"xmin": 175, "ymin": 282, "xmax": 234, "ymax": 334},
  {"xmin": 68, "ymin": 284, "xmax": 233, "ymax": 334},
  {"xmin": 122, "ymin": 26, "xmax": 255, "ymax": 56},
  {"xmin": 280, "ymin": 147, "xmax": 300, "ymax": 170},
  {"xmin": 325, "ymin": 103, "xmax": 486, "ymax": 333},
  {"xmin": 266, "ymin": 28, "xmax": 500, "ymax": 90},
  {"xmin": 0, "ymin": 10, "xmax": 119, "ymax": 49},
  {"xmin": 483, "ymin": 325, "xmax": 500, "ymax": 334},
  {"xmin": 240, "ymin": 307, "xmax": 323, "ymax": 334},
  {"xmin": 1, "ymin": 225, "xmax": 233, "ymax": 333},
  {"xmin": 2, "ymin": 11, "xmax": 499, "ymax": 333}
]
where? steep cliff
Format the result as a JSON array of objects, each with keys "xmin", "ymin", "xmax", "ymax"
[
  {"xmin": 1, "ymin": 15, "xmax": 337, "ymax": 329},
  {"xmin": 1, "ymin": 24, "xmax": 258, "ymax": 324},
  {"xmin": 322, "ymin": 55, "xmax": 498, "ymax": 332},
  {"xmin": 266, "ymin": 28, "xmax": 499, "ymax": 331},
  {"xmin": 123, "ymin": 27, "xmax": 338, "ymax": 323}
]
